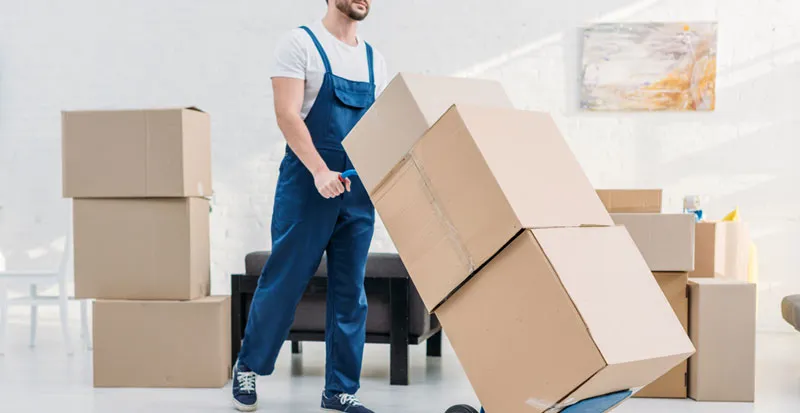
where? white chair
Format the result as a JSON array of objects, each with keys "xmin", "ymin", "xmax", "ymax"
[{"xmin": 0, "ymin": 222, "xmax": 91, "ymax": 356}]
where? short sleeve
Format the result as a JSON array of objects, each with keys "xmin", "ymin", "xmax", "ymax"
[
  {"xmin": 271, "ymin": 30, "xmax": 308, "ymax": 80},
  {"xmin": 373, "ymin": 49, "xmax": 390, "ymax": 97}
]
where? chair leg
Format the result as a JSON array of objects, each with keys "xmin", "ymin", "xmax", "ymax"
[
  {"xmin": 30, "ymin": 285, "xmax": 38, "ymax": 348},
  {"xmin": 390, "ymin": 278, "xmax": 410, "ymax": 385},
  {"xmin": 291, "ymin": 340, "xmax": 303, "ymax": 354},
  {"xmin": 0, "ymin": 285, "xmax": 7, "ymax": 356},
  {"xmin": 58, "ymin": 283, "xmax": 73, "ymax": 356},
  {"xmin": 80, "ymin": 300, "xmax": 92, "ymax": 351},
  {"xmin": 427, "ymin": 330, "xmax": 442, "ymax": 357}
]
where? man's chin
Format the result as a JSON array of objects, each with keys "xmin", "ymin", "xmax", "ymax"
[{"xmin": 348, "ymin": 6, "xmax": 369, "ymax": 21}]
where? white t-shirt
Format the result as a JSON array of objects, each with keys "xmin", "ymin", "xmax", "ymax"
[{"xmin": 271, "ymin": 20, "xmax": 389, "ymax": 120}]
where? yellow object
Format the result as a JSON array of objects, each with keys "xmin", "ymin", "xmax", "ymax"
[{"xmin": 721, "ymin": 208, "xmax": 759, "ymax": 284}]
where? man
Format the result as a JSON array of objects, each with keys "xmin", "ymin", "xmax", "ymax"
[{"xmin": 232, "ymin": 0, "xmax": 387, "ymax": 412}]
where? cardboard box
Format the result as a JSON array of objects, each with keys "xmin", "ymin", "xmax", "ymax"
[
  {"xmin": 73, "ymin": 198, "xmax": 210, "ymax": 300},
  {"xmin": 343, "ymin": 73, "xmax": 513, "ymax": 195},
  {"xmin": 690, "ymin": 221, "xmax": 750, "ymax": 281},
  {"xmin": 93, "ymin": 296, "xmax": 231, "ymax": 388},
  {"xmin": 688, "ymin": 279, "xmax": 757, "ymax": 402},
  {"xmin": 437, "ymin": 226, "xmax": 695, "ymax": 413},
  {"xmin": 62, "ymin": 107, "xmax": 212, "ymax": 198},
  {"xmin": 373, "ymin": 105, "xmax": 613, "ymax": 310},
  {"xmin": 634, "ymin": 272, "xmax": 689, "ymax": 399},
  {"xmin": 611, "ymin": 213, "xmax": 696, "ymax": 272},
  {"xmin": 596, "ymin": 189, "xmax": 663, "ymax": 213}
]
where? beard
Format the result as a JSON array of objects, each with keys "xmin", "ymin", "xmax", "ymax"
[{"xmin": 335, "ymin": 0, "xmax": 369, "ymax": 21}]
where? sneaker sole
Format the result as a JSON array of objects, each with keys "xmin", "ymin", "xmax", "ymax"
[{"xmin": 233, "ymin": 399, "xmax": 258, "ymax": 412}]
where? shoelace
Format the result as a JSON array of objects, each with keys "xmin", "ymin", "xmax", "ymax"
[
  {"xmin": 338, "ymin": 394, "xmax": 363, "ymax": 407},
  {"xmin": 237, "ymin": 371, "xmax": 257, "ymax": 393}
]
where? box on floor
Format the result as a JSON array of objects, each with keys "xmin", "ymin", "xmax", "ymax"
[
  {"xmin": 437, "ymin": 227, "xmax": 695, "ymax": 413},
  {"xmin": 596, "ymin": 189, "xmax": 663, "ymax": 213},
  {"xmin": 62, "ymin": 107, "xmax": 212, "ymax": 198},
  {"xmin": 690, "ymin": 221, "xmax": 750, "ymax": 281},
  {"xmin": 73, "ymin": 198, "xmax": 210, "ymax": 300},
  {"xmin": 93, "ymin": 296, "xmax": 231, "ymax": 388},
  {"xmin": 633, "ymin": 272, "xmax": 689, "ymax": 399},
  {"xmin": 611, "ymin": 213, "xmax": 695, "ymax": 272},
  {"xmin": 688, "ymin": 278, "xmax": 757, "ymax": 402}
]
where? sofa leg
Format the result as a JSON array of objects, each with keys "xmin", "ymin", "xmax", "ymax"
[
  {"xmin": 292, "ymin": 340, "xmax": 303, "ymax": 355},
  {"xmin": 231, "ymin": 275, "xmax": 243, "ymax": 367},
  {"xmin": 390, "ymin": 278, "xmax": 410, "ymax": 385},
  {"xmin": 427, "ymin": 330, "xmax": 442, "ymax": 357}
]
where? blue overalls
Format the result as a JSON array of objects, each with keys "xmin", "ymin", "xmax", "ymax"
[{"xmin": 238, "ymin": 26, "xmax": 376, "ymax": 396}]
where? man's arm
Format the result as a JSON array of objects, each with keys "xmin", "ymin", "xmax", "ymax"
[{"xmin": 272, "ymin": 78, "xmax": 349, "ymax": 198}]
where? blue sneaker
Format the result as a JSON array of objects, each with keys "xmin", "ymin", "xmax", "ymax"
[
  {"xmin": 321, "ymin": 392, "xmax": 375, "ymax": 413},
  {"xmin": 232, "ymin": 360, "xmax": 258, "ymax": 412}
]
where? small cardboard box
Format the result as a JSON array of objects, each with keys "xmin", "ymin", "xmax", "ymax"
[
  {"xmin": 343, "ymin": 72, "xmax": 513, "ymax": 195},
  {"xmin": 73, "ymin": 198, "xmax": 210, "ymax": 300},
  {"xmin": 62, "ymin": 107, "xmax": 212, "ymax": 198},
  {"xmin": 93, "ymin": 297, "xmax": 231, "ymax": 388},
  {"xmin": 688, "ymin": 278, "xmax": 757, "ymax": 402},
  {"xmin": 596, "ymin": 189, "xmax": 663, "ymax": 213},
  {"xmin": 611, "ymin": 213, "xmax": 696, "ymax": 272},
  {"xmin": 634, "ymin": 272, "xmax": 689, "ymax": 399},
  {"xmin": 372, "ymin": 105, "xmax": 613, "ymax": 310},
  {"xmin": 690, "ymin": 221, "xmax": 750, "ymax": 281},
  {"xmin": 437, "ymin": 227, "xmax": 695, "ymax": 413}
]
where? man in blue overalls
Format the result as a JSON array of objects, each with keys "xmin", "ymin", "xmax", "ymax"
[{"xmin": 232, "ymin": 1, "xmax": 387, "ymax": 412}]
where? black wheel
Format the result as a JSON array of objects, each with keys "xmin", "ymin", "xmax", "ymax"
[{"xmin": 445, "ymin": 405, "xmax": 479, "ymax": 413}]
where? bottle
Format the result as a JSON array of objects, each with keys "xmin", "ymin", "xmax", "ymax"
[{"xmin": 683, "ymin": 195, "xmax": 704, "ymax": 222}]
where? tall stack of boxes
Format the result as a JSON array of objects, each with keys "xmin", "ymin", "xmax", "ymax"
[
  {"xmin": 62, "ymin": 107, "xmax": 231, "ymax": 388},
  {"xmin": 344, "ymin": 73, "xmax": 695, "ymax": 413},
  {"xmin": 598, "ymin": 190, "xmax": 695, "ymax": 399},
  {"xmin": 598, "ymin": 189, "xmax": 757, "ymax": 403}
]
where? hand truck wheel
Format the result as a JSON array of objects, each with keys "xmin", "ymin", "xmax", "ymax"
[{"xmin": 445, "ymin": 405, "xmax": 479, "ymax": 413}]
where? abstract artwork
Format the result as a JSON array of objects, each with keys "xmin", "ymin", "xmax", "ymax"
[{"xmin": 581, "ymin": 22, "xmax": 717, "ymax": 111}]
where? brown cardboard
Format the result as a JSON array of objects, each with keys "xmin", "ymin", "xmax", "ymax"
[
  {"xmin": 93, "ymin": 296, "xmax": 231, "ymax": 388},
  {"xmin": 343, "ymin": 73, "xmax": 513, "ymax": 195},
  {"xmin": 73, "ymin": 198, "xmax": 210, "ymax": 300},
  {"xmin": 374, "ymin": 105, "xmax": 613, "ymax": 310},
  {"xmin": 611, "ymin": 213, "xmax": 696, "ymax": 272},
  {"xmin": 62, "ymin": 107, "xmax": 212, "ymax": 198},
  {"xmin": 690, "ymin": 221, "xmax": 750, "ymax": 281},
  {"xmin": 634, "ymin": 272, "xmax": 689, "ymax": 399},
  {"xmin": 437, "ymin": 227, "xmax": 695, "ymax": 413},
  {"xmin": 688, "ymin": 278, "xmax": 757, "ymax": 402},
  {"xmin": 596, "ymin": 189, "xmax": 663, "ymax": 213}
]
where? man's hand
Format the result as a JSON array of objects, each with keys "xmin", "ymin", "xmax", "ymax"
[{"xmin": 314, "ymin": 169, "xmax": 351, "ymax": 199}]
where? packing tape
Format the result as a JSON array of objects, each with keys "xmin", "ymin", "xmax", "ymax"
[{"xmin": 409, "ymin": 152, "xmax": 476, "ymax": 274}]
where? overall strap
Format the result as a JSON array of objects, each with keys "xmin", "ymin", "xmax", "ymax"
[
  {"xmin": 366, "ymin": 42, "xmax": 375, "ymax": 85},
  {"xmin": 299, "ymin": 26, "xmax": 332, "ymax": 74}
]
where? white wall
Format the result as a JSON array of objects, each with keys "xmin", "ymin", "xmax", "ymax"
[{"xmin": 1, "ymin": 0, "xmax": 798, "ymax": 331}]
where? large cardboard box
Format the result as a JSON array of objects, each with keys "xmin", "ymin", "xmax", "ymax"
[
  {"xmin": 596, "ymin": 189, "xmax": 663, "ymax": 213},
  {"xmin": 688, "ymin": 279, "xmax": 757, "ymax": 402},
  {"xmin": 73, "ymin": 198, "xmax": 210, "ymax": 300},
  {"xmin": 343, "ymin": 73, "xmax": 513, "ymax": 195},
  {"xmin": 371, "ymin": 105, "xmax": 613, "ymax": 310},
  {"xmin": 634, "ymin": 272, "xmax": 689, "ymax": 399},
  {"xmin": 611, "ymin": 213, "xmax": 695, "ymax": 272},
  {"xmin": 437, "ymin": 227, "xmax": 695, "ymax": 413},
  {"xmin": 93, "ymin": 296, "xmax": 231, "ymax": 388},
  {"xmin": 62, "ymin": 107, "xmax": 212, "ymax": 198},
  {"xmin": 690, "ymin": 221, "xmax": 750, "ymax": 281}
]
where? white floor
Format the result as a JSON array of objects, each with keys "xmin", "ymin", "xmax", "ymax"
[{"xmin": 1, "ymin": 307, "xmax": 800, "ymax": 413}]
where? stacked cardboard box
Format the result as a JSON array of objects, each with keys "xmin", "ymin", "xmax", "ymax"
[
  {"xmin": 62, "ymin": 107, "xmax": 231, "ymax": 388},
  {"xmin": 601, "ymin": 191, "xmax": 757, "ymax": 403},
  {"xmin": 344, "ymin": 74, "xmax": 695, "ymax": 413},
  {"xmin": 600, "ymin": 191, "xmax": 695, "ymax": 399}
]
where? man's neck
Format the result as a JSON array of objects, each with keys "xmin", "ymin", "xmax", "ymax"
[{"xmin": 322, "ymin": 10, "xmax": 359, "ymax": 46}]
